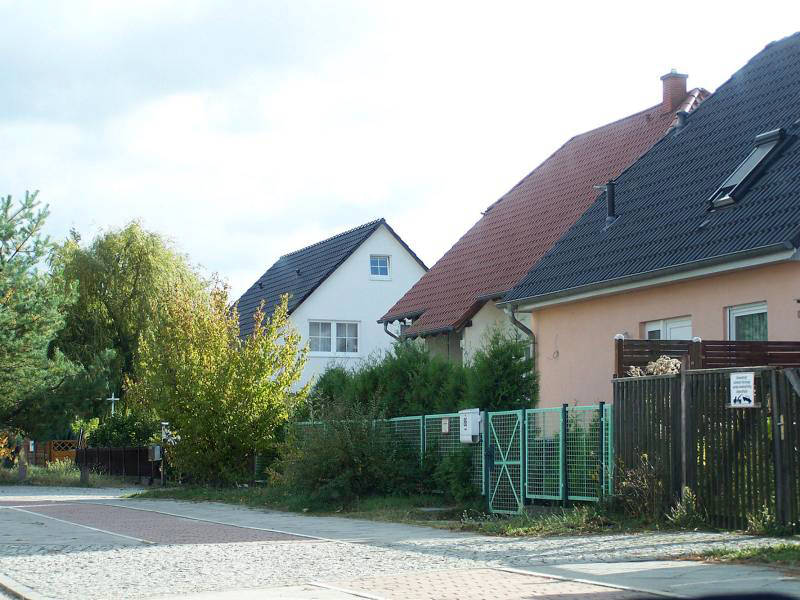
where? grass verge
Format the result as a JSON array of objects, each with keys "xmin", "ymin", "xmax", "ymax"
[
  {"xmin": 456, "ymin": 505, "xmax": 647, "ymax": 536},
  {"xmin": 0, "ymin": 459, "xmax": 136, "ymax": 488},
  {"xmin": 133, "ymin": 486, "xmax": 655, "ymax": 536},
  {"xmin": 698, "ymin": 544, "xmax": 800, "ymax": 568},
  {"xmin": 133, "ymin": 486, "xmax": 460, "ymax": 523}
]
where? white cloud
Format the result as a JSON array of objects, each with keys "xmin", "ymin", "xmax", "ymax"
[{"xmin": 1, "ymin": 0, "xmax": 797, "ymax": 297}]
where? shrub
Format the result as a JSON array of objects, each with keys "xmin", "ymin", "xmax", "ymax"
[
  {"xmin": 280, "ymin": 398, "xmax": 425, "ymax": 508},
  {"xmin": 746, "ymin": 502, "xmax": 791, "ymax": 536},
  {"xmin": 616, "ymin": 453, "xmax": 666, "ymax": 521},
  {"xmin": 88, "ymin": 412, "xmax": 159, "ymax": 447},
  {"xmin": 434, "ymin": 446, "xmax": 478, "ymax": 504},
  {"xmin": 667, "ymin": 487, "xmax": 707, "ymax": 529},
  {"xmin": 465, "ymin": 327, "xmax": 536, "ymax": 411},
  {"xmin": 70, "ymin": 417, "xmax": 99, "ymax": 441},
  {"xmin": 305, "ymin": 331, "xmax": 537, "ymax": 419},
  {"xmin": 128, "ymin": 287, "xmax": 307, "ymax": 484}
]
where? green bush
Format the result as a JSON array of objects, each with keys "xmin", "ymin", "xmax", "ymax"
[
  {"xmin": 280, "ymin": 399, "xmax": 427, "ymax": 509},
  {"xmin": 89, "ymin": 412, "xmax": 159, "ymax": 447},
  {"xmin": 466, "ymin": 328, "xmax": 536, "ymax": 411},
  {"xmin": 667, "ymin": 487, "xmax": 707, "ymax": 529},
  {"xmin": 302, "ymin": 332, "xmax": 536, "ymax": 420},
  {"xmin": 746, "ymin": 502, "xmax": 792, "ymax": 536},
  {"xmin": 434, "ymin": 446, "xmax": 478, "ymax": 504}
]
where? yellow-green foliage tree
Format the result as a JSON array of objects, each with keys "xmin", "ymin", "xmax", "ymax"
[{"xmin": 127, "ymin": 284, "xmax": 308, "ymax": 483}]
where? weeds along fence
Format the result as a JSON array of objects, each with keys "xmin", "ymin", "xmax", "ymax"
[
  {"xmin": 613, "ymin": 366, "xmax": 800, "ymax": 531},
  {"xmin": 294, "ymin": 404, "xmax": 614, "ymax": 515}
]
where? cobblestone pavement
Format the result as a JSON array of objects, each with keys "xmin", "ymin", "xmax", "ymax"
[
  {"xmin": 0, "ymin": 488, "xmax": 798, "ymax": 599},
  {"xmin": 330, "ymin": 568, "xmax": 649, "ymax": 599}
]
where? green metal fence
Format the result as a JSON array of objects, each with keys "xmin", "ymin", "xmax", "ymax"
[
  {"xmin": 423, "ymin": 413, "xmax": 484, "ymax": 494},
  {"xmin": 525, "ymin": 407, "xmax": 562, "ymax": 500},
  {"xmin": 488, "ymin": 410, "xmax": 524, "ymax": 514},
  {"xmin": 293, "ymin": 404, "xmax": 613, "ymax": 514},
  {"xmin": 294, "ymin": 413, "xmax": 484, "ymax": 494},
  {"xmin": 523, "ymin": 404, "xmax": 613, "ymax": 506}
]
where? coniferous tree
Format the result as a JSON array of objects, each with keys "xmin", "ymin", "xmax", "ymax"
[{"xmin": 0, "ymin": 192, "xmax": 76, "ymax": 425}]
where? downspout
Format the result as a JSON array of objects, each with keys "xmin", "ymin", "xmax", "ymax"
[
  {"xmin": 383, "ymin": 321, "xmax": 401, "ymax": 341},
  {"xmin": 504, "ymin": 305, "xmax": 536, "ymax": 362}
]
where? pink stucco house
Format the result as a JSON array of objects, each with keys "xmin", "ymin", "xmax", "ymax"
[{"xmin": 501, "ymin": 34, "xmax": 800, "ymax": 407}]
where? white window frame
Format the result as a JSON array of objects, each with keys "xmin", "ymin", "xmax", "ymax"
[
  {"xmin": 727, "ymin": 302, "xmax": 767, "ymax": 341},
  {"xmin": 644, "ymin": 317, "xmax": 692, "ymax": 340},
  {"xmin": 308, "ymin": 320, "xmax": 360, "ymax": 356},
  {"xmin": 308, "ymin": 321, "xmax": 332, "ymax": 353},
  {"xmin": 369, "ymin": 254, "xmax": 391, "ymax": 280}
]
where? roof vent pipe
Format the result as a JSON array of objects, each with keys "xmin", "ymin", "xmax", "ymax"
[
  {"xmin": 675, "ymin": 110, "xmax": 688, "ymax": 129},
  {"xmin": 605, "ymin": 180, "xmax": 616, "ymax": 224}
]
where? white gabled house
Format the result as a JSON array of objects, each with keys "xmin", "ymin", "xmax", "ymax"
[{"xmin": 236, "ymin": 219, "xmax": 428, "ymax": 387}]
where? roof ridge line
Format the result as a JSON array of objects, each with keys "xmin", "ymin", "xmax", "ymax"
[
  {"xmin": 490, "ymin": 92, "xmax": 702, "ymax": 209},
  {"xmin": 281, "ymin": 218, "xmax": 384, "ymax": 258}
]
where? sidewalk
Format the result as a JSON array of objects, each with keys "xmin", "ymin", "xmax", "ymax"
[{"xmin": 108, "ymin": 497, "xmax": 800, "ymax": 598}]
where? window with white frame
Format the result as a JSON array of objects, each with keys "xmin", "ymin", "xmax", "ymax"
[
  {"xmin": 308, "ymin": 321, "xmax": 359, "ymax": 354},
  {"xmin": 728, "ymin": 302, "xmax": 767, "ymax": 341},
  {"xmin": 309, "ymin": 321, "xmax": 332, "ymax": 352},
  {"xmin": 644, "ymin": 317, "xmax": 692, "ymax": 340},
  {"xmin": 370, "ymin": 255, "xmax": 390, "ymax": 278},
  {"xmin": 336, "ymin": 322, "xmax": 358, "ymax": 353}
]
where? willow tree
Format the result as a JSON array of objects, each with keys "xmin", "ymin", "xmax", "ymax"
[
  {"xmin": 127, "ymin": 286, "xmax": 308, "ymax": 483},
  {"xmin": 52, "ymin": 222, "xmax": 203, "ymax": 393}
]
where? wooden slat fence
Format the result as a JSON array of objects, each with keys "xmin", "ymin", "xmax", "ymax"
[
  {"xmin": 75, "ymin": 447, "xmax": 155, "ymax": 479},
  {"xmin": 613, "ymin": 374, "xmax": 682, "ymax": 509},
  {"xmin": 613, "ymin": 366, "xmax": 800, "ymax": 531},
  {"xmin": 615, "ymin": 338, "xmax": 800, "ymax": 377}
]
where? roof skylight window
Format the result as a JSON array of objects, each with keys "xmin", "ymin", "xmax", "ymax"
[{"xmin": 709, "ymin": 128, "xmax": 784, "ymax": 208}]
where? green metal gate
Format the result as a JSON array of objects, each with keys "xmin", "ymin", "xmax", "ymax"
[
  {"xmin": 525, "ymin": 407, "xmax": 562, "ymax": 500},
  {"xmin": 488, "ymin": 410, "xmax": 524, "ymax": 514},
  {"xmin": 521, "ymin": 404, "xmax": 613, "ymax": 507}
]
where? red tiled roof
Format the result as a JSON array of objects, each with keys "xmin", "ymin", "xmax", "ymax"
[{"xmin": 382, "ymin": 89, "xmax": 709, "ymax": 336}]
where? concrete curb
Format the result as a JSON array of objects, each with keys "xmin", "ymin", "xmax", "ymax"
[{"xmin": 0, "ymin": 573, "xmax": 53, "ymax": 600}]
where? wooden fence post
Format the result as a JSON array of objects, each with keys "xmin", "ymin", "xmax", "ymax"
[
  {"xmin": 614, "ymin": 336, "xmax": 624, "ymax": 378},
  {"xmin": 770, "ymin": 370, "xmax": 785, "ymax": 526},
  {"xmin": 689, "ymin": 339, "xmax": 702, "ymax": 369},
  {"xmin": 680, "ymin": 355, "xmax": 692, "ymax": 496}
]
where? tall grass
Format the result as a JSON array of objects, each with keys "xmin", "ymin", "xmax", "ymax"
[{"xmin": 0, "ymin": 459, "xmax": 131, "ymax": 488}]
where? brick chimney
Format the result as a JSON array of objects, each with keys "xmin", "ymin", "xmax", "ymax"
[{"xmin": 660, "ymin": 69, "xmax": 688, "ymax": 113}]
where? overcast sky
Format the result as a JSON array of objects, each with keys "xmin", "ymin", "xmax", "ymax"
[{"xmin": 2, "ymin": 1, "xmax": 797, "ymax": 298}]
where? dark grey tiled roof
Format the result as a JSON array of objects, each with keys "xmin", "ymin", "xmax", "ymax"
[
  {"xmin": 504, "ymin": 33, "xmax": 800, "ymax": 304},
  {"xmin": 236, "ymin": 219, "xmax": 384, "ymax": 338}
]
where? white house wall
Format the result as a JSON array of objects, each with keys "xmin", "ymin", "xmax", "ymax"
[
  {"xmin": 461, "ymin": 302, "xmax": 530, "ymax": 364},
  {"xmin": 290, "ymin": 224, "xmax": 427, "ymax": 387}
]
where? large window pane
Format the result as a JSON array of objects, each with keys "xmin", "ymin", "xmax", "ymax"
[
  {"xmin": 734, "ymin": 312, "xmax": 768, "ymax": 341},
  {"xmin": 335, "ymin": 322, "xmax": 358, "ymax": 353},
  {"xmin": 309, "ymin": 321, "xmax": 331, "ymax": 352}
]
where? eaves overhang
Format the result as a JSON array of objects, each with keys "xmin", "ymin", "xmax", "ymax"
[{"xmin": 499, "ymin": 243, "xmax": 796, "ymax": 311}]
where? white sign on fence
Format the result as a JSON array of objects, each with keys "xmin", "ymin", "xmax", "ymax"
[
  {"xmin": 441, "ymin": 417, "xmax": 449, "ymax": 434},
  {"xmin": 729, "ymin": 372, "xmax": 756, "ymax": 408}
]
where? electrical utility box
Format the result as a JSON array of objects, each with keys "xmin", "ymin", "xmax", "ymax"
[
  {"xmin": 148, "ymin": 444, "xmax": 162, "ymax": 462},
  {"xmin": 459, "ymin": 408, "xmax": 481, "ymax": 444}
]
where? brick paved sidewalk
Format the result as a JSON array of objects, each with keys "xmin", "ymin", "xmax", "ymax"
[{"xmin": 1, "ymin": 487, "xmax": 798, "ymax": 599}]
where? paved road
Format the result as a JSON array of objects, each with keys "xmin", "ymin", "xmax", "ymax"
[{"xmin": 0, "ymin": 486, "xmax": 798, "ymax": 599}]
